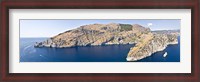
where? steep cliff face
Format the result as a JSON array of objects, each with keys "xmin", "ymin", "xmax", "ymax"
[
  {"xmin": 34, "ymin": 23, "xmax": 150, "ymax": 48},
  {"xmin": 126, "ymin": 34, "xmax": 178, "ymax": 61},
  {"xmin": 34, "ymin": 23, "xmax": 178, "ymax": 61}
]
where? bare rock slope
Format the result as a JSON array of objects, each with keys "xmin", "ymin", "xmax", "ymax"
[
  {"xmin": 126, "ymin": 33, "xmax": 178, "ymax": 61},
  {"xmin": 34, "ymin": 23, "xmax": 178, "ymax": 61}
]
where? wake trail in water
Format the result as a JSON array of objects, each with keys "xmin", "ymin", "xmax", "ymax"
[
  {"xmin": 39, "ymin": 54, "xmax": 48, "ymax": 60},
  {"xmin": 23, "ymin": 44, "xmax": 34, "ymax": 55}
]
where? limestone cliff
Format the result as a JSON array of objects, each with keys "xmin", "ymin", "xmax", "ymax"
[
  {"xmin": 34, "ymin": 23, "xmax": 179, "ymax": 61},
  {"xmin": 126, "ymin": 33, "xmax": 178, "ymax": 61}
]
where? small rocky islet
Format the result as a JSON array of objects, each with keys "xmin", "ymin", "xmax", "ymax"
[{"xmin": 34, "ymin": 23, "xmax": 179, "ymax": 61}]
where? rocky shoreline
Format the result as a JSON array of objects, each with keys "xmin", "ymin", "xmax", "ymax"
[
  {"xmin": 126, "ymin": 34, "xmax": 178, "ymax": 61},
  {"xmin": 34, "ymin": 23, "xmax": 179, "ymax": 61}
]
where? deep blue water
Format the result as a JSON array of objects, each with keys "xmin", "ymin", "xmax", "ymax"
[{"xmin": 20, "ymin": 37, "xmax": 180, "ymax": 62}]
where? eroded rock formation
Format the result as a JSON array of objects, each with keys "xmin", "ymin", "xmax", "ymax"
[{"xmin": 126, "ymin": 33, "xmax": 178, "ymax": 61}]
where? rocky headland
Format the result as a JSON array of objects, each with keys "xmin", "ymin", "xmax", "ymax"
[{"xmin": 34, "ymin": 23, "xmax": 179, "ymax": 61}]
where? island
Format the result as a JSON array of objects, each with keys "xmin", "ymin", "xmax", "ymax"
[{"xmin": 34, "ymin": 23, "xmax": 179, "ymax": 61}]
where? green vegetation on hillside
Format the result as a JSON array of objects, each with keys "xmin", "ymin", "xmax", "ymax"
[{"xmin": 119, "ymin": 24, "xmax": 132, "ymax": 31}]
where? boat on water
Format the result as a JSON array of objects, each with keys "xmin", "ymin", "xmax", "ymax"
[{"xmin": 163, "ymin": 52, "xmax": 167, "ymax": 57}]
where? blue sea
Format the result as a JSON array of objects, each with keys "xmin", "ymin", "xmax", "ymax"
[{"xmin": 20, "ymin": 37, "xmax": 180, "ymax": 62}]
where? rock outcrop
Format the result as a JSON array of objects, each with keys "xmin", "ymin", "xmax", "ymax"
[
  {"xmin": 126, "ymin": 33, "xmax": 178, "ymax": 61},
  {"xmin": 34, "ymin": 23, "xmax": 179, "ymax": 61}
]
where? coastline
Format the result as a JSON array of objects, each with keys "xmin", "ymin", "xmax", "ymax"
[
  {"xmin": 126, "ymin": 38, "xmax": 179, "ymax": 61},
  {"xmin": 20, "ymin": 37, "xmax": 180, "ymax": 62}
]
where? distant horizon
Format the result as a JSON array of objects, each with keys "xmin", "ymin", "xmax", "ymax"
[{"xmin": 20, "ymin": 20, "xmax": 180, "ymax": 37}]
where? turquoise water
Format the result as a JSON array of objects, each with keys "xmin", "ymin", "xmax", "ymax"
[{"xmin": 20, "ymin": 37, "xmax": 180, "ymax": 62}]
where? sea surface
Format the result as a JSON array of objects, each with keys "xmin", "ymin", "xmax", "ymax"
[{"xmin": 20, "ymin": 37, "xmax": 180, "ymax": 62}]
